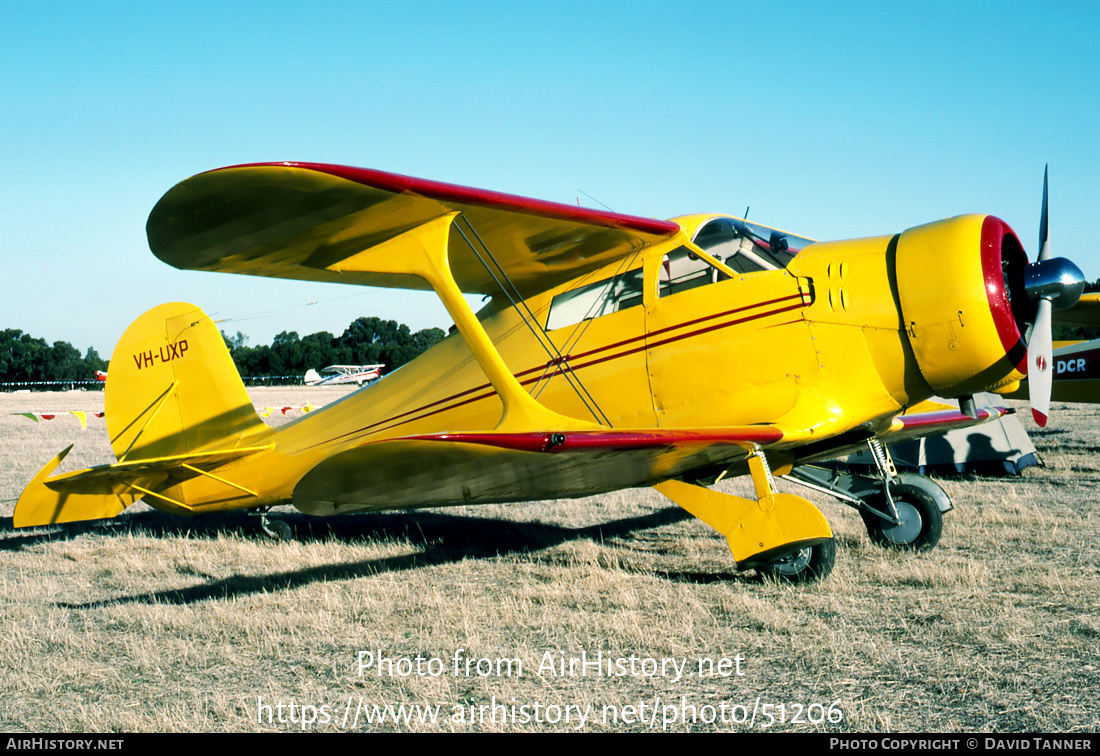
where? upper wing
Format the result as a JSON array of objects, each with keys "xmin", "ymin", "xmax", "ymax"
[{"xmin": 147, "ymin": 162, "xmax": 681, "ymax": 299}]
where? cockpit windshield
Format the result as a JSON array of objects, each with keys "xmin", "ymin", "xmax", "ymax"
[{"xmin": 691, "ymin": 217, "xmax": 813, "ymax": 273}]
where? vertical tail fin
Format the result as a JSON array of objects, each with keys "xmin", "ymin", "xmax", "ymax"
[{"xmin": 106, "ymin": 302, "xmax": 266, "ymax": 462}]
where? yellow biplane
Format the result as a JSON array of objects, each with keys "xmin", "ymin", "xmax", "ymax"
[{"xmin": 14, "ymin": 162, "xmax": 1085, "ymax": 582}]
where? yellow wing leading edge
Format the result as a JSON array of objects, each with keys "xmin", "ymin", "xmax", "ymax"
[{"xmin": 147, "ymin": 162, "xmax": 681, "ymax": 299}]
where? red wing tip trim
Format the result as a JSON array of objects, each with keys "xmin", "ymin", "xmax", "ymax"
[
  {"xmin": 896, "ymin": 407, "xmax": 1009, "ymax": 430},
  {"xmin": 401, "ymin": 428, "xmax": 783, "ymax": 454},
  {"xmin": 208, "ymin": 162, "xmax": 682, "ymax": 238}
]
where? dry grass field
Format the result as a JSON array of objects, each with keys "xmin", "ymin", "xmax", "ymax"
[{"xmin": 0, "ymin": 387, "xmax": 1097, "ymax": 733}]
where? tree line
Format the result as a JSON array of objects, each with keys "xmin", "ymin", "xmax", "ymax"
[
  {"xmin": 0, "ymin": 316, "xmax": 446, "ymax": 386},
  {"xmin": 223, "ymin": 317, "xmax": 446, "ymax": 379},
  {"xmin": 7, "ymin": 280, "xmax": 1100, "ymax": 386},
  {"xmin": 0, "ymin": 329, "xmax": 108, "ymax": 384}
]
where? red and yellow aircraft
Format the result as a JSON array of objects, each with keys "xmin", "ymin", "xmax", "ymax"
[{"xmin": 14, "ymin": 163, "xmax": 1085, "ymax": 582}]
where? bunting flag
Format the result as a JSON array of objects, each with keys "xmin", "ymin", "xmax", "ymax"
[
  {"xmin": 257, "ymin": 403, "xmax": 317, "ymax": 418},
  {"xmin": 12, "ymin": 411, "xmax": 103, "ymax": 429},
  {"xmin": 15, "ymin": 404, "xmax": 318, "ymax": 427}
]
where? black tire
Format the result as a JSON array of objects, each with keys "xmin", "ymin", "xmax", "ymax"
[
  {"xmin": 759, "ymin": 539, "xmax": 836, "ymax": 583},
  {"xmin": 265, "ymin": 520, "xmax": 293, "ymax": 541},
  {"xmin": 862, "ymin": 483, "xmax": 942, "ymax": 551}
]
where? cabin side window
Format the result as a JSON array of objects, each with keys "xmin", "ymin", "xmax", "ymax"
[
  {"xmin": 545, "ymin": 268, "xmax": 645, "ymax": 331},
  {"xmin": 658, "ymin": 245, "xmax": 726, "ymax": 298}
]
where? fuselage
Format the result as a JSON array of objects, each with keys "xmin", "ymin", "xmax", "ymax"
[{"xmin": 156, "ymin": 211, "xmax": 1030, "ymax": 516}]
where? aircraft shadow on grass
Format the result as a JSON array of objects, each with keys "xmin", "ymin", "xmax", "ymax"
[
  {"xmin": 15, "ymin": 163, "xmax": 1084, "ymax": 590},
  {"xmin": 0, "ymin": 505, "xmax": 771, "ymax": 608}
]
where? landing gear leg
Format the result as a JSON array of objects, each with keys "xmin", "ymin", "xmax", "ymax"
[
  {"xmin": 860, "ymin": 438, "xmax": 943, "ymax": 551},
  {"xmin": 655, "ymin": 447, "xmax": 836, "ymax": 583},
  {"xmin": 785, "ymin": 439, "xmax": 951, "ymax": 553}
]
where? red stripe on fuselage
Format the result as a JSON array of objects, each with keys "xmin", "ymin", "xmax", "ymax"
[{"xmin": 301, "ymin": 295, "xmax": 807, "ymax": 450}]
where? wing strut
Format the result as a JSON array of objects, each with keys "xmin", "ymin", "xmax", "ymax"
[
  {"xmin": 114, "ymin": 380, "xmax": 178, "ymax": 462},
  {"xmin": 328, "ymin": 213, "xmax": 596, "ymax": 433},
  {"xmin": 453, "ymin": 215, "xmax": 613, "ymax": 426},
  {"xmin": 532, "ymin": 244, "xmax": 645, "ymax": 402}
]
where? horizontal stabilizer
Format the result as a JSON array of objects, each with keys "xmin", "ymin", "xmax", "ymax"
[
  {"xmin": 14, "ymin": 446, "xmax": 134, "ymax": 527},
  {"xmin": 14, "ymin": 444, "xmax": 272, "ymax": 528}
]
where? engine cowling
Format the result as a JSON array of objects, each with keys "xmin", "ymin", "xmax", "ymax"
[{"xmin": 894, "ymin": 214, "xmax": 1029, "ymax": 397}]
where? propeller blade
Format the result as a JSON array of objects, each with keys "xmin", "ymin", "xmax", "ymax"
[
  {"xmin": 1039, "ymin": 165, "xmax": 1051, "ymax": 261},
  {"xmin": 1029, "ymin": 297, "xmax": 1054, "ymax": 427}
]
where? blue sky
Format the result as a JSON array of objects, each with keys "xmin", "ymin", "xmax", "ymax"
[{"xmin": 3, "ymin": 1, "xmax": 1098, "ymax": 356}]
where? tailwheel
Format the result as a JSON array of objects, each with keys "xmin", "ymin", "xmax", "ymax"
[
  {"xmin": 759, "ymin": 539, "xmax": 836, "ymax": 583},
  {"xmin": 265, "ymin": 519, "xmax": 293, "ymax": 542},
  {"xmin": 862, "ymin": 483, "xmax": 942, "ymax": 552},
  {"xmin": 253, "ymin": 508, "xmax": 294, "ymax": 541}
]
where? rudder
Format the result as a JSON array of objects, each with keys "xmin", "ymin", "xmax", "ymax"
[{"xmin": 106, "ymin": 302, "xmax": 266, "ymax": 461}]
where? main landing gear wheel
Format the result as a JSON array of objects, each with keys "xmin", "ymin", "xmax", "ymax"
[
  {"xmin": 759, "ymin": 539, "xmax": 836, "ymax": 583},
  {"xmin": 862, "ymin": 484, "xmax": 942, "ymax": 552}
]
